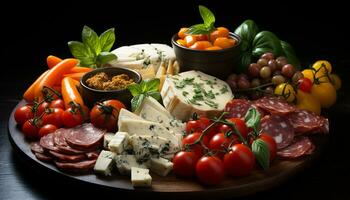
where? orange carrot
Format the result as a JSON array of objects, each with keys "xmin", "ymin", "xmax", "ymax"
[
  {"xmin": 47, "ymin": 55, "xmax": 63, "ymax": 69},
  {"xmin": 68, "ymin": 66, "xmax": 92, "ymax": 73},
  {"xmin": 35, "ymin": 58, "xmax": 78, "ymax": 98},
  {"xmin": 63, "ymin": 72, "xmax": 86, "ymax": 82},
  {"xmin": 61, "ymin": 77, "xmax": 84, "ymax": 109},
  {"xmin": 23, "ymin": 70, "xmax": 50, "ymax": 102}
]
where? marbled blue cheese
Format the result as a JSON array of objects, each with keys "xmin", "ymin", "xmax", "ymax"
[
  {"xmin": 103, "ymin": 133, "xmax": 115, "ymax": 149},
  {"xmin": 131, "ymin": 167, "xmax": 152, "ymax": 187},
  {"xmin": 149, "ymin": 157, "xmax": 173, "ymax": 177},
  {"xmin": 94, "ymin": 150, "xmax": 117, "ymax": 176},
  {"xmin": 115, "ymin": 155, "xmax": 148, "ymax": 175},
  {"xmin": 108, "ymin": 132, "xmax": 130, "ymax": 154}
]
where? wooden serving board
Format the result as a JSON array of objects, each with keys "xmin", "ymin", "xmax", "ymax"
[{"xmin": 8, "ymin": 100, "xmax": 329, "ymax": 198}]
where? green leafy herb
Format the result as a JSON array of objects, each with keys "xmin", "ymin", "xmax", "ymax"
[
  {"xmin": 205, "ymin": 90, "xmax": 215, "ymax": 99},
  {"xmin": 220, "ymin": 85, "xmax": 229, "ymax": 94},
  {"xmin": 244, "ymin": 107, "xmax": 261, "ymax": 134},
  {"xmin": 186, "ymin": 5, "xmax": 216, "ymax": 35},
  {"xmin": 175, "ymin": 77, "xmax": 195, "ymax": 88},
  {"xmin": 204, "ymin": 99, "xmax": 218, "ymax": 109},
  {"xmin": 182, "ymin": 91, "xmax": 189, "ymax": 97},
  {"xmin": 127, "ymin": 79, "xmax": 161, "ymax": 111},
  {"xmin": 68, "ymin": 26, "xmax": 117, "ymax": 68},
  {"xmin": 252, "ymin": 139, "xmax": 270, "ymax": 170}
]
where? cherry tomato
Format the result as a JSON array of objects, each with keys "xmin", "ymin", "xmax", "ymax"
[
  {"xmin": 210, "ymin": 27, "xmax": 230, "ymax": 43},
  {"xmin": 42, "ymin": 108, "xmax": 64, "ymax": 127},
  {"xmin": 258, "ymin": 133, "xmax": 277, "ymax": 161},
  {"xmin": 178, "ymin": 27, "xmax": 188, "ymax": 39},
  {"xmin": 184, "ymin": 35, "xmax": 197, "ymax": 47},
  {"xmin": 90, "ymin": 99, "xmax": 125, "ymax": 132},
  {"xmin": 226, "ymin": 118, "xmax": 249, "ymax": 139},
  {"xmin": 185, "ymin": 120, "xmax": 202, "ymax": 133},
  {"xmin": 49, "ymin": 99, "xmax": 65, "ymax": 109},
  {"xmin": 176, "ymin": 39, "xmax": 186, "ymax": 47},
  {"xmin": 36, "ymin": 101, "xmax": 50, "ymax": 116},
  {"xmin": 22, "ymin": 119, "xmax": 40, "ymax": 138},
  {"xmin": 196, "ymin": 156, "xmax": 225, "ymax": 185},
  {"xmin": 14, "ymin": 105, "xmax": 34, "ymax": 125},
  {"xmin": 194, "ymin": 34, "xmax": 209, "ymax": 41},
  {"xmin": 209, "ymin": 133, "xmax": 233, "ymax": 158},
  {"xmin": 198, "ymin": 117, "xmax": 217, "ymax": 139},
  {"xmin": 205, "ymin": 46, "xmax": 222, "ymax": 50},
  {"xmin": 62, "ymin": 107, "xmax": 84, "ymax": 128},
  {"xmin": 189, "ymin": 41, "xmax": 212, "ymax": 50},
  {"xmin": 223, "ymin": 144, "xmax": 255, "ymax": 177},
  {"xmin": 38, "ymin": 124, "xmax": 58, "ymax": 137},
  {"xmin": 173, "ymin": 151, "xmax": 198, "ymax": 177},
  {"xmin": 213, "ymin": 37, "xmax": 236, "ymax": 49},
  {"xmin": 298, "ymin": 77, "xmax": 313, "ymax": 93},
  {"xmin": 182, "ymin": 132, "xmax": 209, "ymax": 158}
]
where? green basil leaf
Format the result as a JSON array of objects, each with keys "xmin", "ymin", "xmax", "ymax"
[
  {"xmin": 79, "ymin": 57, "xmax": 96, "ymax": 68},
  {"xmin": 252, "ymin": 139, "xmax": 270, "ymax": 170},
  {"xmin": 235, "ymin": 51, "xmax": 253, "ymax": 73},
  {"xmin": 68, "ymin": 41, "xmax": 90, "ymax": 60},
  {"xmin": 99, "ymin": 28, "xmax": 115, "ymax": 52},
  {"xmin": 252, "ymin": 31, "xmax": 283, "ymax": 57},
  {"xmin": 145, "ymin": 78, "xmax": 160, "ymax": 92},
  {"xmin": 96, "ymin": 52, "xmax": 117, "ymax": 66},
  {"xmin": 186, "ymin": 24, "xmax": 210, "ymax": 35},
  {"xmin": 131, "ymin": 94, "xmax": 145, "ymax": 112},
  {"xmin": 199, "ymin": 5, "xmax": 215, "ymax": 28},
  {"xmin": 244, "ymin": 107, "xmax": 261, "ymax": 132},
  {"xmin": 146, "ymin": 91, "xmax": 161, "ymax": 101},
  {"xmin": 127, "ymin": 83, "xmax": 142, "ymax": 97},
  {"xmin": 281, "ymin": 40, "xmax": 301, "ymax": 70},
  {"xmin": 234, "ymin": 19, "xmax": 259, "ymax": 52},
  {"xmin": 82, "ymin": 25, "xmax": 101, "ymax": 55}
]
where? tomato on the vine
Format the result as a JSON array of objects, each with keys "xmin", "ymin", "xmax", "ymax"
[
  {"xmin": 62, "ymin": 107, "xmax": 84, "ymax": 128},
  {"xmin": 223, "ymin": 144, "xmax": 255, "ymax": 177},
  {"xmin": 173, "ymin": 151, "xmax": 198, "ymax": 177},
  {"xmin": 298, "ymin": 77, "xmax": 313, "ymax": 93},
  {"xmin": 185, "ymin": 117, "xmax": 216, "ymax": 139},
  {"xmin": 49, "ymin": 99, "xmax": 65, "ymax": 110},
  {"xmin": 22, "ymin": 119, "xmax": 40, "ymax": 138},
  {"xmin": 42, "ymin": 108, "xmax": 64, "ymax": 127},
  {"xmin": 258, "ymin": 133, "xmax": 277, "ymax": 161},
  {"xmin": 36, "ymin": 101, "xmax": 50, "ymax": 116},
  {"xmin": 14, "ymin": 105, "xmax": 34, "ymax": 125},
  {"xmin": 196, "ymin": 156, "xmax": 225, "ymax": 185},
  {"xmin": 220, "ymin": 118, "xmax": 249, "ymax": 139},
  {"xmin": 38, "ymin": 124, "xmax": 58, "ymax": 137},
  {"xmin": 209, "ymin": 133, "xmax": 234, "ymax": 158},
  {"xmin": 182, "ymin": 132, "xmax": 209, "ymax": 158}
]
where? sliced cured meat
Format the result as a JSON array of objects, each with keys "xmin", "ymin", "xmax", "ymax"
[
  {"xmin": 49, "ymin": 151, "xmax": 86, "ymax": 162},
  {"xmin": 65, "ymin": 123, "xmax": 104, "ymax": 150},
  {"xmin": 86, "ymin": 151, "xmax": 100, "ymax": 159},
  {"xmin": 35, "ymin": 153, "xmax": 52, "ymax": 162},
  {"xmin": 260, "ymin": 115, "xmax": 295, "ymax": 149},
  {"xmin": 30, "ymin": 142, "xmax": 45, "ymax": 154},
  {"xmin": 224, "ymin": 99, "xmax": 251, "ymax": 118},
  {"xmin": 253, "ymin": 96, "xmax": 295, "ymax": 115},
  {"xmin": 53, "ymin": 128, "xmax": 86, "ymax": 154},
  {"xmin": 305, "ymin": 143, "xmax": 316, "ymax": 155},
  {"xmin": 56, "ymin": 146, "xmax": 85, "ymax": 155},
  {"xmin": 277, "ymin": 136, "xmax": 313, "ymax": 158},
  {"xmin": 288, "ymin": 109, "xmax": 328, "ymax": 134},
  {"xmin": 39, "ymin": 133, "xmax": 58, "ymax": 152},
  {"xmin": 55, "ymin": 159, "xmax": 96, "ymax": 171}
]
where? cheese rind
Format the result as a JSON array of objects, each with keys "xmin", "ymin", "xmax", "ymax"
[{"xmin": 131, "ymin": 167, "xmax": 152, "ymax": 187}]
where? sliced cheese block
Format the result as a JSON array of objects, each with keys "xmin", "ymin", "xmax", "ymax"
[
  {"xmin": 108, "ymin": 132, "xmax": 130, "ymax": 154},
  {"xmin": 118, "ymin": 108, "xmax": 143, "ymax": 129},
  {"xmin": 131, "ymin": 167, "xmax": 152, "ymax": 187},
  {"xmin": 94, "ymin": 150, "xmax": 117, "ymax": 176},
  {"xmin": 135, "ymin": 97, "xmax": 185, "ymax": 135},
  {"xmin": 118, "ymin": 119, "xmax": 180, "ymax": 149},
  {"xmin": 161, "ymin": 70, "xmax": 234, "ymax": 121},
  {"xmin": 148, "ymin": 157, "xmax": 173, "ymax": 177},
  {"xmin": 115, "ymin": 155, "xmax": 148, "ymax": 175}
]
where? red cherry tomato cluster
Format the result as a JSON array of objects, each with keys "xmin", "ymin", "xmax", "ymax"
[{"xmin": 173, "ymin": 115, "xmax": 277, "ymax": 185}]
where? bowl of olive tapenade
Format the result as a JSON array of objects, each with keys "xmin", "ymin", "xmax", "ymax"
[{"xmin": 80, "ymin": 67, "xmax": 142, "ymax": 108}]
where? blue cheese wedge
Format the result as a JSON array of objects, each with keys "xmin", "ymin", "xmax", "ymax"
[
  {"xmin": 94, "ymin": 150, "xmax": 117, "ymax": 176},
  {"xmin": 115, "ymin": 155, "xmax": 148, "ymax": 175},
  {"xmin": 135, "ymin": 97, "xmax": 185, "ymax": 135},
  {"xmin": 103, "ymin": 133, "xmax": 115, "ymax": 149},
  {"xmin": 131, "ymin": 167, "xmax": 152, "ymax": 187},
  {"xmin": 118, "ymin": 108, "xmax": 143, "ymax": 129},
  {"xmin": 148, "ymin": 157, "xmax": 173, "ymax": 177},
  {"xmin": 108, "ymin": 132, "xmax": 130, "ymax": 154},
  {"xmin": 161, "ymin": 70, "xmax": 234, "ymax": 121}
]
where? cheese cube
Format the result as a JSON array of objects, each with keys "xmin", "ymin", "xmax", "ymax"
[
  {"xmin": 108, "ymin": 132, "xmax": 129, "ymax": 154},
  {"xmin": 115, "ymin": 155, "xmax": 148, "ymax": 175},
  {"xmin": 94, "ymin": 150, "xmax": 117, "ymax": 176},
  {"xmin": 149, "ymin": 157, "xmax": 173, "ymax": 177},
  {"xmin": 103, "ymin": 133, "xmax": 115, "ymax": 149},
  {"xmin": 131, "ymin": 167, "xmax": 152, "ymax": 187}
]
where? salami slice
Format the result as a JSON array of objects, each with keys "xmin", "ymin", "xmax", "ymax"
[
  {"xmin": 55, "ymin": 159, "xmax": 97, "ymax": 171},
  {"xmin": 224, "ymin": 99, "xmax": 251, "ymax": 118},
  {"xmin": 277, "ymin": 136, "xmax": 313, "ymax": 158},
  {"xmin": 39, "ymin": 133, "xmax": 58, "ymax": 152},
  {"xmin": 53, "ymin": 129, "xmax": 86, "ymax": 154},
  {"xmin": 65, "ymin": 123, "xmax": 104, "ymax": 150},
  {"xmin": 305, "ymin": 143, "xmax": 316, "ymax": 155},
  {"xmin": 260, "ymin": 115, "xmax": 295, "ymax": 149},
  {"xmin": 35, "ymin": 153, "xmax": 52, "ymax": 162},
  {"xmin": 30, "ymin": 142, "xmax": 45, "ymax": 154},
  {"xmin": 288, "ymin": 109, "xmax": 327, "ymax": 134},
  {"xmin": 85, "ymin": 151, "xmax": 100, "ymax": 159},
  {"xmin": 49, "ymin": 151, "xmax": 86, "ymax": 162},
  {"xmin": 253, "ymin": 96, "xmax": 295, "ymax": 115}
]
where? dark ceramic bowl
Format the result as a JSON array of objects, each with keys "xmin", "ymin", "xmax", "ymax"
[
  {"xmin": 171, "ymin": 32, "xmax": 241, "ymax": 79},
  {"xmin": 80, "ymin": 67, "xmax": 142, "ymax": 108}
]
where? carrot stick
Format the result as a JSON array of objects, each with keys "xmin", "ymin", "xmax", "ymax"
[
  {"xmin": 35, "ymin": 59, "xmax": 78, "ymax": 98},
  {"xmin": 67, "ymin": 66, "xmax": 93, "ymax": 73},
  {"xmin": 62, "ymin": 77, "xmax": 85, "ymax": 109},
  {"xmin": 23, "ymin": 70, "xmax": 50, "ymax": 102},
  {"xmin": 63, "ymin": 72, "xmax": 86, "ymax": 81},
  {"xmin": 47, "ymin": 55, "xmax": 63, "ymax": 69}
]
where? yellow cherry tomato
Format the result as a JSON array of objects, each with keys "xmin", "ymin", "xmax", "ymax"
[
  {"xmin": 310, "ymin": 82, "xmax": 337, "ymax": 108},
  {"xmin": 178, "ymin": 28, "xmax": 189, "ymax": 39},
  {"xmin": 296, "ymin": 90, "xmax": 321, "ymax": 115},
  {"xmin": 274, "ymin": 83, "xmax": 296, "ymax": 103},
  {"xmin": 330, "ymin": 73, "xmax": 341, "ymax": 90},
  {"xmin": 312, "ymin": 60, "xmax": 332, "ymax": 75},
  {"xmin": 302, "ymin": 69, "xmax": 315, "ymax": 83},
  {"xmin": 176, "ymin": 39, "xmax": 186, "ymax": 47}
]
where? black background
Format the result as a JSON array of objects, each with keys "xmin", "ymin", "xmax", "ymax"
[{"xmin": 1, "ymin": 0, "xmax": 350, "ymax": 199}]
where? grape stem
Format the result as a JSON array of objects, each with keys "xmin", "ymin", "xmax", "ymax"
[{"xmin": 233, "ymin": 82, "xmax": 274, "ymax": 92}]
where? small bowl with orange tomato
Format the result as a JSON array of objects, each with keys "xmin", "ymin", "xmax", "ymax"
[{"xmin": 172, "ymin": 27, "xmax": 241, "ymax": 79}]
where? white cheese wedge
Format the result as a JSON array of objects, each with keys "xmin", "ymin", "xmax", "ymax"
[
  {"xmin": 94, "ymin": 150, "xmax": 117, "ymax": 176},
  {"xmin": 131, "ymin": 167, "xmax": 152, "ymax": 187},
  {"xmin": 161, "ymin": 70, "xmax": 234, "ymax": 121},
  {"xmin": 118, "ymin": 108, "xmax": 143, "ymax": 129},
  {"xmin": 115, "ymin": 155, "xmax": 148, "ymax": 175},
  {"xmin": 118, "ymin": 119, "xmax": 180, "ymax": 149},
  {"xmin": 148, "ymin": 157, "xmax": 173, "ymax": 177},
  {"xmin": 108, "ymin": 132, "xmax": 130, "ymax": 154},
  {"xmin": 103, "ymin": 133, "xmax": 115, "ymax": 149}
]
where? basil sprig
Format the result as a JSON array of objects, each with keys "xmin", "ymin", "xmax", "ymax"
[
  {"xmin": 127, "ymin": 79, "xmax": 161, "ymax": 111},
  {"xmin": 68, "ymin": 26, "xmax": 117, "ymax": 68},
  {"xmin": 186, "ymin": 5, "xmax": 216, "ymax": 35}
]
